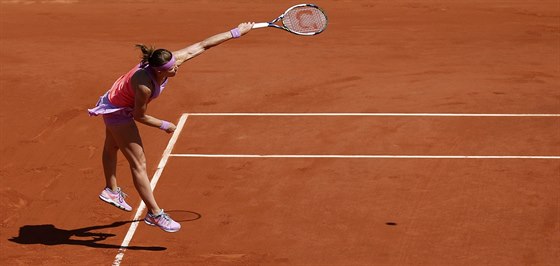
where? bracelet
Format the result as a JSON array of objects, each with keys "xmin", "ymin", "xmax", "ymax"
[
  {"xmin": 159, "ymin": 120, "xmax": 170, "ymax": 130},
  {"xmin": 230, "ymin": 28, "xmax": 241, "ymax": 38}
]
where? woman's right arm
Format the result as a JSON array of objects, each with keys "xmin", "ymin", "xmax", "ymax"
[{"xmin": 131, "ymin": 74, "xmax": 176, "ymax": 133}]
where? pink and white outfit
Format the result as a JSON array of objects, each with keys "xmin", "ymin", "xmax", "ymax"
[{"xmin": 88, "ymin": 62, "xmax": 169, "ymax": 125}]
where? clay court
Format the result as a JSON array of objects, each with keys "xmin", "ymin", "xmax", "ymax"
[{"xmin": 1, "ymin": 0, "xmax": 559, "ymax": 265}]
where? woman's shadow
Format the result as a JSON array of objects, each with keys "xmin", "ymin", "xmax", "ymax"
[{"xmin": 8, "ymin": 210, "xmax": 201, "ymax": 251}]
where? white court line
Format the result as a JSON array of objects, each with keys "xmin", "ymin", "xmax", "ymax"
[
  {"xmin": 112, "ymin": 111, "xmax": 558, "ymax": 265},
  {"xmin": 186, "ymin": 112, "xmax": 560, "ymax": 117},
  {"xmin": 170, "ymin": 154, "xmax": 560, "ymax": 160},
  {"xmin": 112, "ymin": 113, "xmax": 189, "ymax": 266},
  {"xmin": 175, "ymin": 112, "xmax": 559, "ymax": 160}
]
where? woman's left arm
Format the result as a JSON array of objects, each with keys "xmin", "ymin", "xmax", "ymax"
[{"xmin": 172, "ymin": 22, "xmax": 254, "ymax": 66}]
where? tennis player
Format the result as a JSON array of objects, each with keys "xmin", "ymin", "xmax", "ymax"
[{"xmin": 88, "ymin": 22, "xmax": 255, "ymax": 232}]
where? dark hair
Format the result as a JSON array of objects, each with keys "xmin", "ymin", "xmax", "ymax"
[{"xmin": 135, "ymin": 44, "xmax": 172, "ymax": 67}]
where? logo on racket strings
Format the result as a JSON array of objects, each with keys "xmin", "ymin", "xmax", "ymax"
[{"xmin": 295, "ymin": 10, "xmax": 319, "ymax": 30}]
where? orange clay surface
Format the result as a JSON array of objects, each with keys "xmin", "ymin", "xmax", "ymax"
[{"xmin": 1, "ymin": 1, "xmax": 559, "ymax": 265}]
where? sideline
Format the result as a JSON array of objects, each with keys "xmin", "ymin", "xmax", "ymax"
[{"xmin": 170, "ymin": 154, "xmax": 560, "ymax": 160}]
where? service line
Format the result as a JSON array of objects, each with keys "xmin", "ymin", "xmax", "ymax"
[{"xmin": 186, "ymin": 112, "xmax": 560, "ymax": 117}]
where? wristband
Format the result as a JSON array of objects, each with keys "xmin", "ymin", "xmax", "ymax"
[
  {"xmin": 230, "ymin": 28, "xmax": 241, "ymax": 38},
  {"xmin": 159, "ymin": 120, "xmax": 170, "ymax": 131}
]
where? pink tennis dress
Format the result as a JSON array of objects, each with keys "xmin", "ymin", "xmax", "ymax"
[{"xmin": 88, "ymin": 63, "xmax": 168, "ymax": 125}]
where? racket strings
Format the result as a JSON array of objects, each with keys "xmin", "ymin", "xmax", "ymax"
[{"xmin": 283, "ymin": 6, "xmax": 327, "ymax": 34}]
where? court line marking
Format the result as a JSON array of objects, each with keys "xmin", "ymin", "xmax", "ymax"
[
  {"xmin": 186, "ymin": 112, "xmax": 560, "ymax": 117},
  {"xmin": 176, "ymin": 112, "xmax": 559, "ymax": 160},
  {"xmin": 112, "ymin": 111, "xmax": 559, "ymax": 265},
  {"xmin": 112, "ymin": 113, "xmax": 189, "ymax": 266},
  {"xmin": 170, "ymin": 154, "xmax": 560, "ymax": 160}
]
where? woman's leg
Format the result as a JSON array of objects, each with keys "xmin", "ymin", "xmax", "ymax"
[
  {"xmin": 99, "ymin": 126, "xmax": 132, "ymax": 211},
  {"xmin": 102, "ymin": 127, "xmax": 119, "ymax": 190},
  {"xmin": 106, "ymin": 121, "xmax": 162, "ymax": 215}
]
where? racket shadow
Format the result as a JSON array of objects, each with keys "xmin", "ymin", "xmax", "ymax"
[{"xmin": 164, "ymin": 210, "xmax": 202, "ymax": 223}]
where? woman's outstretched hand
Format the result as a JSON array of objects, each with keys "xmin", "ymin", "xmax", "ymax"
[{"xmin": 237, "ymin": 22, "xmax": 255, "ymax": 36}]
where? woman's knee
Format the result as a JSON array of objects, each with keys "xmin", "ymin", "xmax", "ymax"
[
  {"xmin": 103, "ymin": 140, "xmax": 119, "ymax": 153},
  {"xmin": 126, "ymin": 151, "xmax": 147, "ymax": 171}
]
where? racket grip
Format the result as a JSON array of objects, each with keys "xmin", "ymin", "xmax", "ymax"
[{"xmin": 252, "ymin": 23, "xmax": 270, "ymax": 29}]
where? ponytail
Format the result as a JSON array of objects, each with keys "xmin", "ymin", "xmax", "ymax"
[
  {"xmin": 135, "ymin": 44, "xmax": 155, "ymax": 64},
  {"xmin": 135, "ymin": 44, "xmax": 172, "ymax": 67}
]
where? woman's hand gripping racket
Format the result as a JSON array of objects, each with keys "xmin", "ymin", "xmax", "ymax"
[{"xmin": 253, "ymin": 4, "xmax": 328, "ymax": 36}]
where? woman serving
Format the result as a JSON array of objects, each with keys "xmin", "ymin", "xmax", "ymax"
[{"xmin": 88, "ymin": 22, "xmax": 254, "ymax": 232}]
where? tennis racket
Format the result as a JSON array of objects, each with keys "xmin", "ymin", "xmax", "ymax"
[{"xmin": 252, "ymin": 4, "xmax": 328, "ymax": 36}]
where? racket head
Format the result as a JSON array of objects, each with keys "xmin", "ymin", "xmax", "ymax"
[{"xmin": 281, "ymin": 4, "xmax": 328, "ymax": 36}]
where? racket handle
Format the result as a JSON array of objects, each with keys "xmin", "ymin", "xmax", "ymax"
[{"xmin": 252, "ymin": 22, "xmax": 270, "ymax": 29}]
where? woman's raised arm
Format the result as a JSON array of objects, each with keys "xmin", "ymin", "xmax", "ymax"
[{"xmin": 172, "ymin": 22, "xmax": 255, "ymax": 66}]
